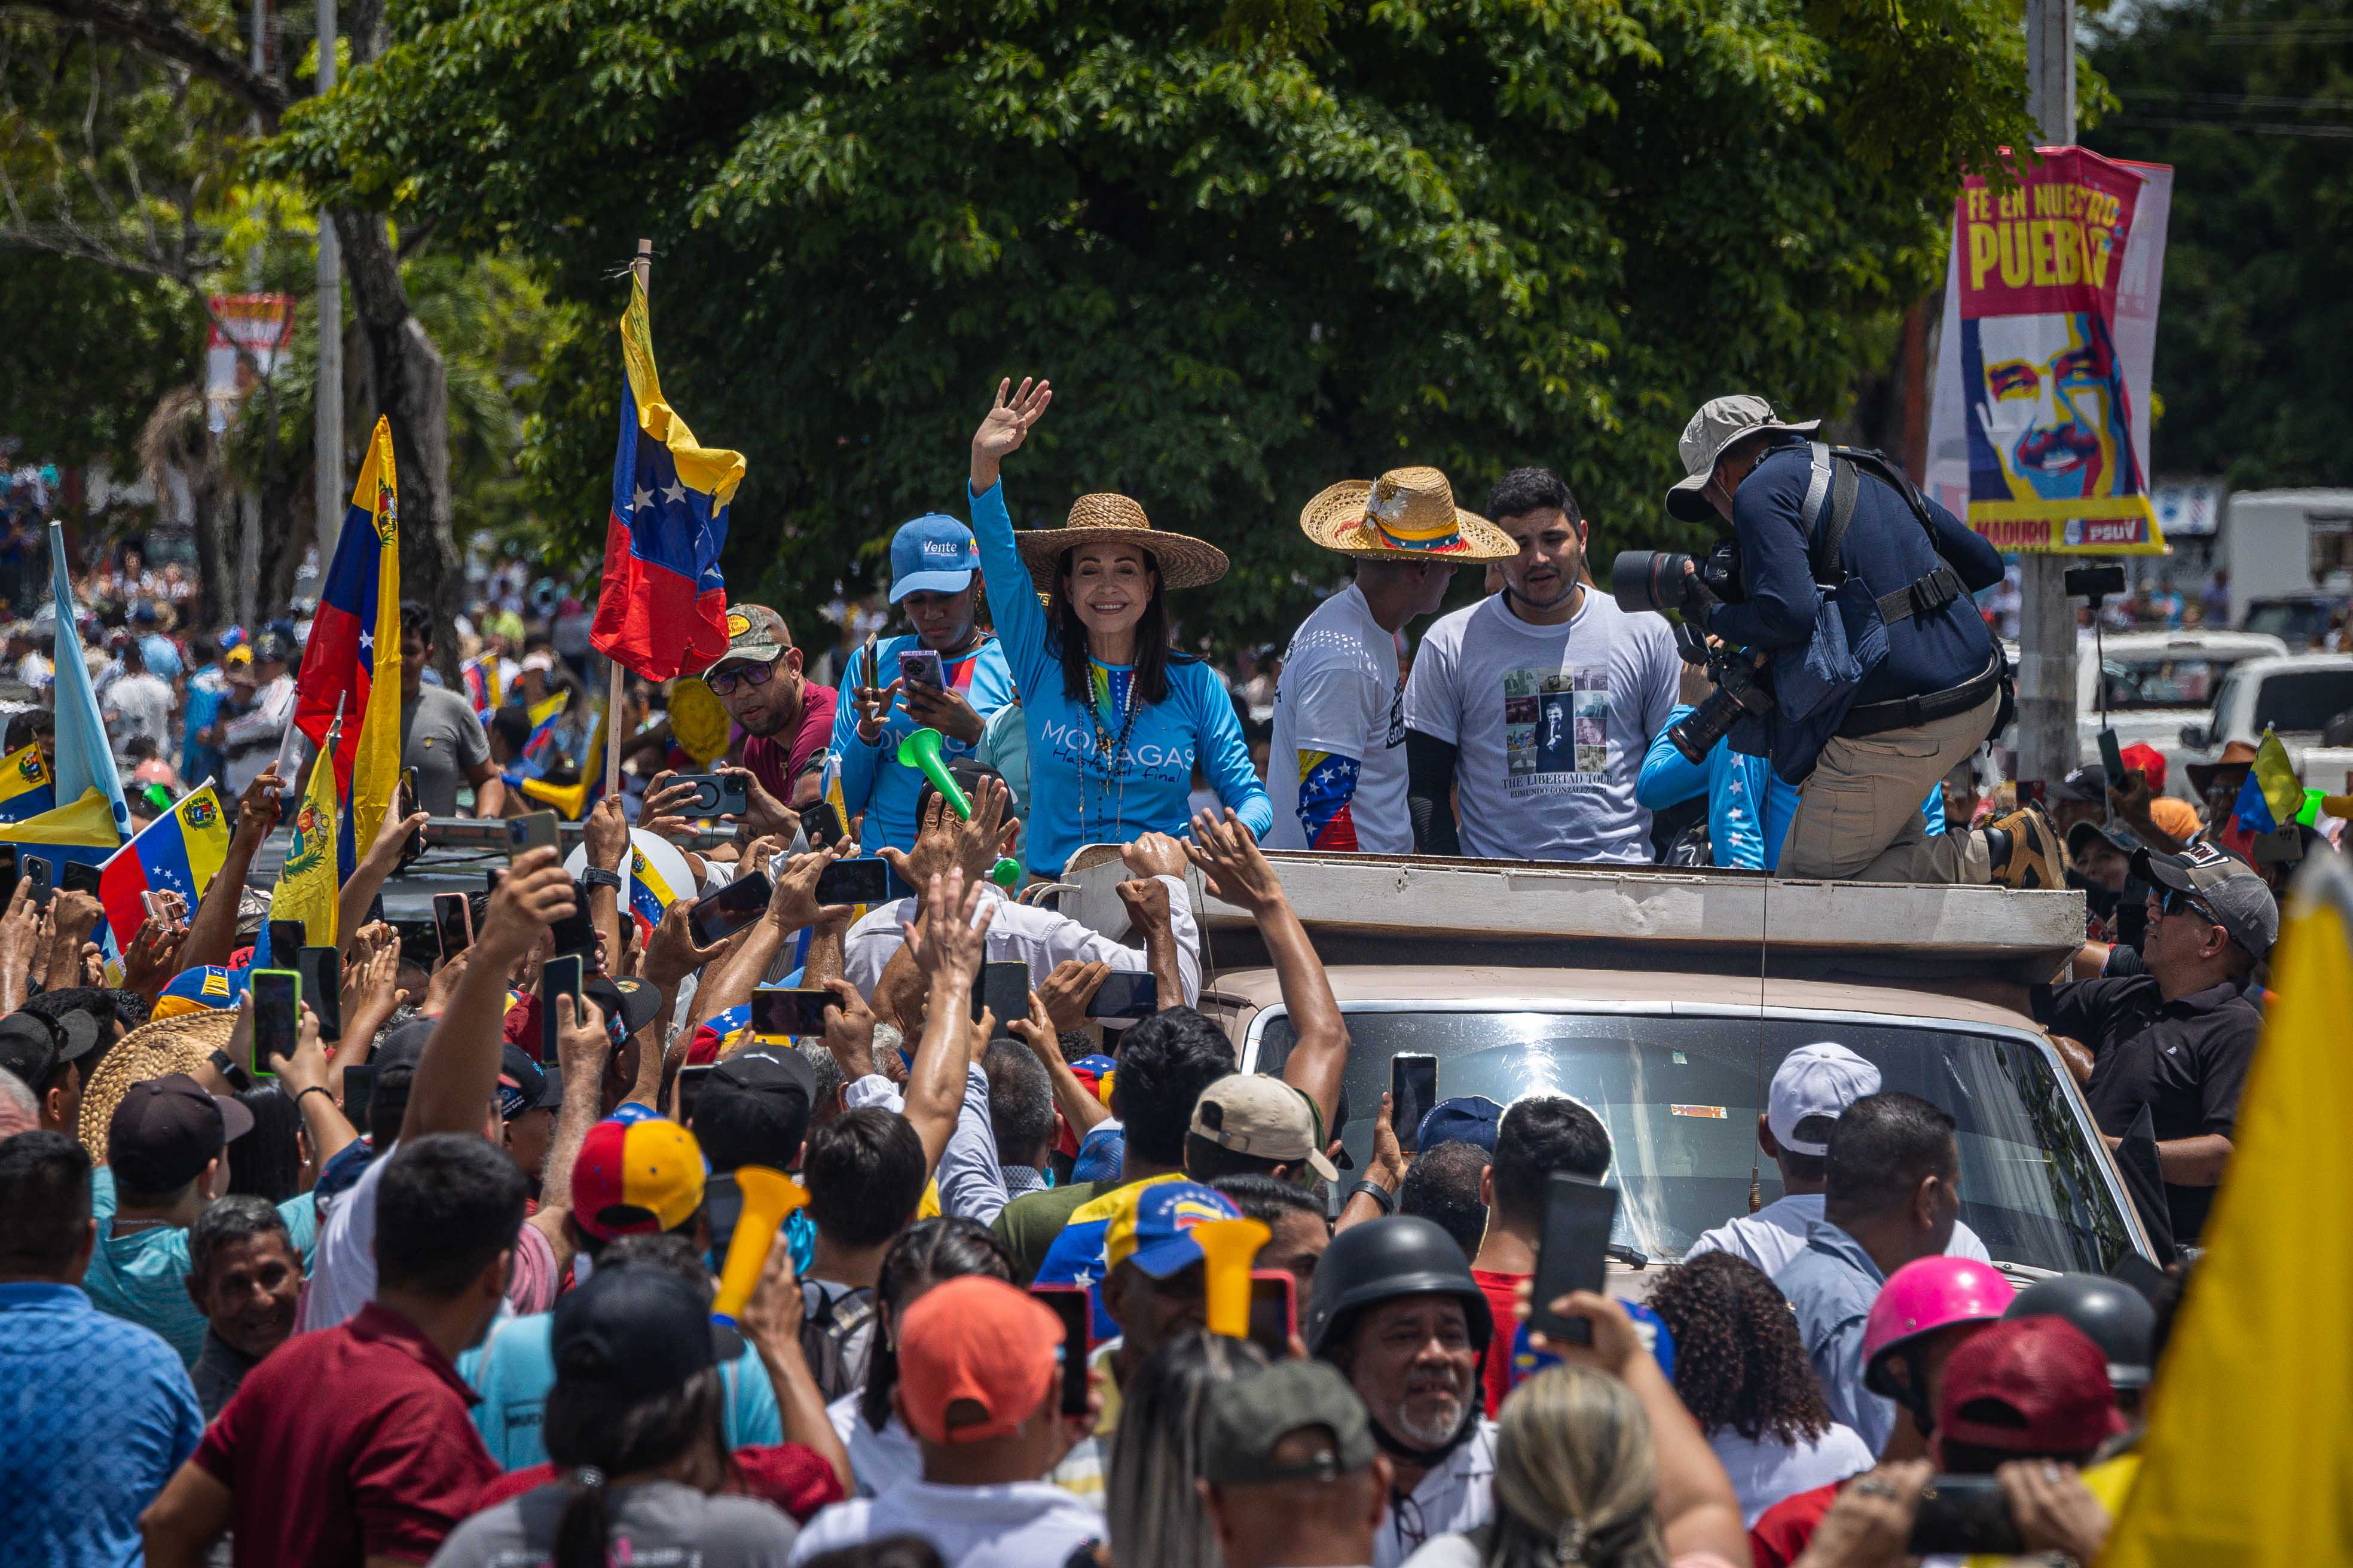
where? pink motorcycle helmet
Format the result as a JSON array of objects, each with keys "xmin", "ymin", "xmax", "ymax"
[{"xmin": 1863, "ymin": 1255, "xmax": 2016, "ymax": 1407}]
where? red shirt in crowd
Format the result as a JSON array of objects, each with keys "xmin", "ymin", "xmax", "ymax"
[
  {"xmin": 194, "ymin": 1301, "xmax": 500, "ymax": 1565},
  {"xmin": 741, "ymin": 681, "xmax": 837, "ymax": 806},
  {"xmin": 1749, "ymin": 1480, "xmax": 1839, "ymax": 1568},
  {"xmin": 468, "ymin": 1442, "xmax": 844, "ymax": 1522},
  {"xmin": 1471, "ymin": 1267, "xmax": 1526, "ymax": 1418}
]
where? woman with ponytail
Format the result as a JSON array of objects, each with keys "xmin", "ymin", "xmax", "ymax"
[
  {"xmin": 431, "ymin": 1263, "xmax": 802, "ymax": 1566},
  {"xmin": 1399, "ymin": 1292, "xmax": 1749, "ymax": 1568}
]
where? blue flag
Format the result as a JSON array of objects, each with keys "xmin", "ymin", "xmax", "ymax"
[{"xmin": 47, "ymin": 521, "xmax": 129, "ymax": 845}]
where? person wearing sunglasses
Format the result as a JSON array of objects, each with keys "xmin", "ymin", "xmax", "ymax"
[
  {"xmin": 2027, "ymin": 840, "xmax": 2276, "ymax": 1248},
  {"xmin": 702, "ymin": 604, "xmax": 839, "ymax": 840}
]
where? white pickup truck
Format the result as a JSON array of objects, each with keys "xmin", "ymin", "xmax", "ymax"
[
  {"xmin": 2175, "ymin": 652, "xmax": 2353, "ymax": 797},
  {"xmin": 2003, "ymin": 629, "xmax": 2287, "ymax": 793},
  {"xmin": 1060, "ymin": 848, "xmax": 2156, "ymax": 1286}
]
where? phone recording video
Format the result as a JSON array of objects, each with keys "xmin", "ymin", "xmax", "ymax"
[
  {"xmin": 295, "ymin": 946, "xmax": 343, "ymax": 1043},
  {"xmin": 804, "ymin": 801, "xmax": 849, "ymax": 852},
  {"xmin": 548, "ymin": 883, "xmax": 599, "ymax": 963},
  {"xmin": 539, "ymin": 954, "xmax": 585, "ymax": 1066},
  {"xmin": 1391, "ymin": 1053, "xmax": 1438, "ymax": 1153},
  {"xmin": 971, "ymin": 960, "xmax": 1029, "ymax": 1033},
  {"xmin": 897, "ymin": 647, "xmax": 946, "ymax": 690},
  {"xmin": 674, "ymin": 1063, "xmax": 717, "ymax": 1126},
  {"xmin": 751, "ymin": 987, "xmax": 836, "ymax": 1038},
  {"xmin": 267, "ymin": 919, "xmax": 305, "ymax": 965},
  {"xmin": 343, "ymin": 1063, "xmax": 377, "ymax": 1135},
  {"xmin": 1085, "ymin": 971, "xmax": 1157, "ymax": 1020},
  {"xmin": 1907, "ymin": 1475, "xmax": 2027, "ymax": 1557},
  {"xmin": 671, "ymin": 772, "xmax": 750, "ymax": 820},
  {"xmin": 24, "ymin": 855, "xmax": 52, "ymax": 910},
  {"xmin": 1248, "ymin": 1270, "xmax": 1297, "ymax": 1359},
  {"xmin": 814, "ymin": 857, "xmax": 888, "ymax": 907},
  {"xmin": 60, "ymin": 860, "xmax": 102, "ymax": 898},
  {"xmin": 508, "ymin": 811, "xmax": 559, "ymax": 854},
  {"xmin": 433, "ymin": 892, "xmax": 473, "ymax": 959},
  {"xmin": 1030, "ymin": 1285, "xmax": 1092, "ymax": 1417},
  {"xmin": 251, "ymin": 969, "xmax": 301, "ymax": 1078},
  {"xmin": 689, "ymin": 872, "xmax": 773, "ymax": 947},
  {"xmin": 1527, "ymin": 1173, "xmax": 1619, "ymax": 1346}
]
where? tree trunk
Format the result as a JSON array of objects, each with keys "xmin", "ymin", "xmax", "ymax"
[{"xmin": 335, "ymin": 209, "xmax": 463, "ymax": 680}]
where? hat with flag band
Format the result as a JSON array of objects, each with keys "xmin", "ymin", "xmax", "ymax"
[{"xmin": 1298, "ymin": 467, "xmax": 1518, "ymax": 563}]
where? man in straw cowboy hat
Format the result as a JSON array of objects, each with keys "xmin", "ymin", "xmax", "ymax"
[
  {"xmin": 1402, "ymin": 466, "xmax": 1683, "ymax": 862},
  {"xmin": 1274, "ymin": 468, "xmax": 1518, "ymax": 852},
  {"xmin": 1659, "ymin": 395, "xmax": 2064, "ymax": 888}
]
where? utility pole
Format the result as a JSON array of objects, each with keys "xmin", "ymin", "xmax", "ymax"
[
  {"xmin": 2015, "ymin": 0, "xmax": 2079, "ymax": 793},
  {"xmin": 314, "ymin": 0, "xmax": 344, "ymax": 567}
]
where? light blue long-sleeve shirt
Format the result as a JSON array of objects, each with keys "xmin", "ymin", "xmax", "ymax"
[
  {"xmin": 968, "ymin": 479, "xmax": 1272, "ymax": 876},
  {"xmin": 1774, "ymin": 1218, "xmax": 1897, "ymax": 1455},
  {"xmin": 1636, "ymin": 704, "xmax": 1944, "ymax": 870},
  {"xmin": 825, "ymin": 632, "xmax": 1016, "ymax": 854}
]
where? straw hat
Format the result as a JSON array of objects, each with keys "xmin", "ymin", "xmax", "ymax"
[
  {"xmin": 1014, "ymin": 494, "xmax": 1229, "ymax": 592},
  {"xmin": 78, "ymin": 1011, "xmax": 240, "ymax": 1159},
  {"xmin": 1298, "ymin": 467, "xmax": 1518, "ymax": 563}
]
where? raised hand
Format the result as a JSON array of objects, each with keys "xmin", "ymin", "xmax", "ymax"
[
  {"xmin": 478, "ymin": 846, "xmax": 576, "ymax": 964},
  {"xmin": 1186, "ymin": 806, "xmax": 1284, "ymax": 911},
  {"xmin": 583, "ymin": 794, "xmax": 630, "ymax": 872},
  {"xmin": 770, "ymin": 842, "xmax": 851, "ymax": 933},
  {"xmin": 970, "ymin": 376, "xmax": 1053, "ymax": 490},
  {"xmin": 236, "ymin": 767, "xmax": 285, "ymax": 843},
  {"xmin": 119, "ymin": 913, "xmax": 189, "ymax": 1000},
  {"xmin": 899, "ymin": 865, "xmax": 995, "ymax": 988},
  {"xmin": 853, "ymin": 676, "xmax": 904, "ymax": 744},
  {"xmin": 1037, "ymin": 958, "xmax": 1109, "ymax": 1035},
  {"xmin": 818, "ymin": 976, "xmax": 878, "ymax": 1080}
]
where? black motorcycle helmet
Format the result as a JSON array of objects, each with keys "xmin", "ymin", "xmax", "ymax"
[
  {"xmin": 2004, "ymin": 1273, "xmax": 2156, "ymax": 1390},
  {"xmin": 1305, "ymin": 1214, "xmax": 1494, "ymax": 1363}
]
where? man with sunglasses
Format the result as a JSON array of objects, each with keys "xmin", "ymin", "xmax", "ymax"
[
  {"xmin": 706, "ymin": 604, "xmax": 838, "ymax": 838},
  {"xmin": 2028, "ymin": 840, "xmax": 2276, "ymax": 1246}
]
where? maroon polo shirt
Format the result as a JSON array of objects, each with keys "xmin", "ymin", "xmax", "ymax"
[
  {"xmin": 194, "ymin": 1301, "xmax": 499, "ymax": 1565},
  {"xmin": 741, "ymin": 680, "xmax": 838, "ymax": 807}
]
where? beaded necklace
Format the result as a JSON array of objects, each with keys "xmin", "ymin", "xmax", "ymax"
[{"xmin": 1078, "ymin": 659, "xmax": 1139, "ymax": 849}]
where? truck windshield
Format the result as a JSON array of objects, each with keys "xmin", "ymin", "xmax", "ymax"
[
  {"xmin": 1251, "ymin": 1010, "xmax": 2137, "ymax": 1274},
  {"xmin": 2251, "ymin": 668, "xmax": 2353, "ymax": 735},
  {"xmin": 2100, "ymin": 653, "xmax": 2247, "ymax": 710}
]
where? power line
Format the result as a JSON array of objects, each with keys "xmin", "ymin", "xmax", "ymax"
[{"xmin": 2111, "ymin": 112, "xmax": 2353, "ymax": 140}]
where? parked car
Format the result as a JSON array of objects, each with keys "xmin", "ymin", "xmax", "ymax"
[
  {"xmin": 2241, "ymin": 594, "xmax": 2342, "ymax": 652},
  {"xmin": 2178, "ymin": 652, "xmax": 2353, "ymax": 796},
  {"xmin": 1999, "ymin": 630, "xmax": 2287, "ymax": 791}
]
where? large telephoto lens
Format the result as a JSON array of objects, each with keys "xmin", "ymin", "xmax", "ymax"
[{"xmin": 1610, "ymin": 551, "xmax": 1695, "ymax": 617}]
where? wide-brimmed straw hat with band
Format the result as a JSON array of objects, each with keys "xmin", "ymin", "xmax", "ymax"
[
  {"xmin": 77, "ymin": 1011, "xmax": 242, "ymax": 1159},
  {"xmin": 1014, "ymin": 494, "xmax": 1229, "ymax": 592},
  {"xmin": 1299, "ymin": 467, "xmax": 1518, "ymax": 563}
]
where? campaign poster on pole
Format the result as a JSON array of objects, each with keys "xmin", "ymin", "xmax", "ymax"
[{"xmin": 1925, "ymin": 146, "xmax": 2172, "ymax": 554}]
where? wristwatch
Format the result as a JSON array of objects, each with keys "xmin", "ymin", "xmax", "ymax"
[
  {"xmin": 580, "ymin": 867, "xmax": 624, "ymax": 891},
  {"xmin": 1347, "ymin": 1179, "xmax": 1397, "ymax": 1215}
]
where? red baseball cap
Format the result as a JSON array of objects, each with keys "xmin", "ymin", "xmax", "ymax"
[
  {"xmin": 896, "ymin": 1275, "xmax": 1062, "ymax": 1445},
  {"xmin": 2119, "ymin": 742, "xmax": 2166, "ymax": 796},
  {"xmin": 1938, "ymin": 1316, "xmax": 2123, "ymax": 1456}
]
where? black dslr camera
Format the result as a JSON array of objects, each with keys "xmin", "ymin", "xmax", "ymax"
[{"xmin": 1612, "ymin": 546, "xmax": 1775, "ymax": 765}]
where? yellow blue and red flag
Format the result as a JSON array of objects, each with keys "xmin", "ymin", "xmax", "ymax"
[
  {"xmin": 1, "ymin": 787, "xmax": 120, "ymax": 873},
  {"xmin": 590, "ymin": 274, "xmax": 739, "ymax": 680},
  {"xmin": 97, "ymin": 784, "xmax": 233, "ymax": 940},
  {"xmin": 0, "ymin": 742, "xmax": 57, "ymax": 824},
  {"xmin": 270, "ymin": 713, "xmax": 343, "ymax": 948},
  {"xmin": 293, "ymin": 416, "xmax": 402, "ymax": 854},
  {"xmin": 2221, "ymin": 728, "xmax": 2306, "ymax": 857}
]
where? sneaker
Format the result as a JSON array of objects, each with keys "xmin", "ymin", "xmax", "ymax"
[{"xmin": 1989, "ymin": 804, "xmax": 2065, "ymax": 890}]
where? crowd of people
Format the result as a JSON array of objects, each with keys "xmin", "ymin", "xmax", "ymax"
[{"xmin": 0, "ymin": 380, "xmax": 2333, "ymax": 1566}]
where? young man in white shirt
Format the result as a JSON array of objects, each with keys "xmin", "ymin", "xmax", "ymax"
[
  {"xmin": 1404, "ymin": 466, "xmax": 1680, "ymax": 863},
  {"xmin": 1271, "ymin": 467, "xmax": 1517, "ymax": 852}
]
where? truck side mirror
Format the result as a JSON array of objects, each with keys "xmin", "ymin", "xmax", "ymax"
[{"xmin": 2178, "ymin": 723, "xmax": 2208, "ymax": 750}]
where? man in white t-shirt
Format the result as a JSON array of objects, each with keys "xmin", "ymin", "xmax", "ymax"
[
  {"xmin": 1270, "ymin": 467, "xmax": 1517, "ymax": 852},
  {"xmin": 1685, "ymin": 1041, "xmax": 1993, "ymax": 1275},
  {"xmin": 1403, "ymin": 466, "xmax": 1680, "ymax": 863}
]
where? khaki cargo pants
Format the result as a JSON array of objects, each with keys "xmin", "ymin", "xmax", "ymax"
[{"xmin": 1778, "ymin": 690, "xmax": 2000, "ymax": 883}]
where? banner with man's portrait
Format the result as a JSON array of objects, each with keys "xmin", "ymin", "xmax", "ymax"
[{"xmin": 1926, "ymin": 146, "xmax": 2172, "ymax": 555}]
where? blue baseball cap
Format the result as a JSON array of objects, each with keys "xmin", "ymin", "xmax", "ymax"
[
  {"xmin": 153, "ymin": 965, "xmax": 248, "ymax": 1020},
  {"xmin": 1417, "ymin": 1095, "xmax": 1504, "ymax": 1154},
  {"xmin": 888, "ymin": 514, "xmax": 980, "ymax": 604},
  {"xmin": 1071, "ymin": 1120, "xmax": 1126, "ymax": 1184}
]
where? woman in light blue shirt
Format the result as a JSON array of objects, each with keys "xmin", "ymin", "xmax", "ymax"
[{"xmin": 965, "ymin": 377, "xmax": 1271, "ymax": 877}]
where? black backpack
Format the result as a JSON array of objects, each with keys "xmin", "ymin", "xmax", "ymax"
[{"xmin": 798, "ymin": 1280, "xmax": 878, "ymax": 1404}]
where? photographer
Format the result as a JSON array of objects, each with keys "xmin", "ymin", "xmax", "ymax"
[{"xmin": 1649, "ymin": 396, "xmax": 2059, "ymax": 888}]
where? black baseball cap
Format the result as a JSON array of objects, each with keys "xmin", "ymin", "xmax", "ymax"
[
  {"xmin": 374, "ymin": 1016, "xmax": 438, "ymax": 1073},
  {"xmin": 1201, "ymin": 1360, "xmax": 1377, "ymax": 1486},
  {"xmin": 694, "ymin": 1047, "xmax": 816, "ymax": 1173},
  {"xmin": 2132, "ymin": 841, "xmax": 2280, "ymax": 960},
  {"xmin": 497, "ymin": 1043, "xmax": 563, "ymax": 1121},
  {"xmin": 2052, "ymin": 765, "xmax": 2110, "ymax": 805},
  {"xmin": 0, "ymin": 1007, "xmax": 98, "ymax": 1091},
  {"xmin": 107, "ymin": 1072, "xmax": 255, "ymax": 1193},
  {"xmin": 586, "ymin": 976, "xmax": 664, "ymax": 1042},
  {"xmin": 551, "ymin": 1260, "xmax": 717, "ymax": 1401}
]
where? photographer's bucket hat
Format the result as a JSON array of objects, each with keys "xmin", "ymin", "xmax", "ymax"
[
  {"xmin": 1299, "ymin": 467, "xmax": 1517, "ymax": 563},
  {"xmin": 1666, "ymin": 396, "xmax": 1822, "ymax": 522}
]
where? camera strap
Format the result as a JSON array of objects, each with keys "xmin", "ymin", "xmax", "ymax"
[{"xmin": 1801, "ymin": 442, "xmax": 1962, "ymax": 622}]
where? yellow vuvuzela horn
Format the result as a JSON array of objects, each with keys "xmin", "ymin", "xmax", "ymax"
[
  {"xmin": 710, "ymin": 1165, "xmax": 809, "ymax": 1325},
  {"xmin": 1191, "ymin": 1217, "xmax": 1272, "ymax": 1340}
]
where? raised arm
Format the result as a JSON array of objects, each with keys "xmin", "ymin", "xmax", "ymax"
[
  {"xmin": 337, "ymin": 797, "xmax": 430, "ymax": 961},
  {"xmin": 966, "ymin": 377, "xmax": 1056, "ymax": 695},
  {"xmin": 898, "ymin": 866, "xmax": 998, "ymax": 1176},
  {"xmin": 401, "ymin": 846, "xmax": 573, "ymax": 1142},
  {"xmin": 1187, "ymin": 808, "xmax": 1349, "ymax": 1136},
  {"xmin": 181, "ymin": 770, "xmax": 280, "ymax": 972},
  {"xmin": 1114, "ymin": 833, "xmax": 1197, "ymax": 1010}
]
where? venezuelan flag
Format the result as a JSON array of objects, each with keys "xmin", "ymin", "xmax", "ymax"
[
  {"xmin": 1, "ymin": 787, "xmax": 121, "ymax": 872},
  {"xmin": 270, "ymin": 725, "xmax": 342, "ymax": 947},
  {"xmin": 96, "ymin": 785, "xmax": 233, "ymax": 942},
  {"xmin": 589, "ymin": 273, "xmax": 740, "ymax": 681},
  {"xmin": 462, "ymin": 655, "xmax": 504, "ymax": 719},
  {"xmin": 621, "ymin": 836, "xmax": 683, "ymax": 939},
  {"xmin": 293, "ymin": 416, "xmax": 402, "ymax": 854},
  {"xmin": 0, "ymin": 743, "xmax": 57, "ymax": 824},
  {"xmin": 1031, "ymin": 1174, "xmax": 1187, "ymax": 1342},
  {"xmin": 2104, "ymin": 853, "xmax": 2353, "ymax": 1564}
]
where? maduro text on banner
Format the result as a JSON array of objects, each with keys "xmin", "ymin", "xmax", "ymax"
[{"xmin": 1925, "ymin": 146, "xmax": 2173, "ymax": 555}]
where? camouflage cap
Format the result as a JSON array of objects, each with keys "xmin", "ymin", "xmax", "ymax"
[{"xmin": 717, "ymin": 604, "xmax": 792, "ymax": 667}]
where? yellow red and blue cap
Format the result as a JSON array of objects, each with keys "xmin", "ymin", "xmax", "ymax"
[
  {"xmin": 152, "ymin": 965, "xmax": 246, "ymax": 1020},
  {"xmin": 572, "ymin": 1115, "xmax": 706, "ymax": 1242}
]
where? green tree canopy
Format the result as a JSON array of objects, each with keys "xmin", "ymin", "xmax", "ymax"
[
  {"xmin": 2087, "ymin": 0, "xmax": 2353, "ymax": 490},
  {"xmin": 277, "ymin": 0, "xmax": 2040, "ymax": 647}
]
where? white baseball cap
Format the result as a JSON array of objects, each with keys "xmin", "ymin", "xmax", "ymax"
[{"xmin": 1767, "ymin": 1043, "xmax": 1881, "ymax": 1157}]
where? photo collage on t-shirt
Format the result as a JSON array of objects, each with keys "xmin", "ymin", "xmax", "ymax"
[{"xmin": 1502, "ymin": 666, "xmax": 1609, "ymax": 787}]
